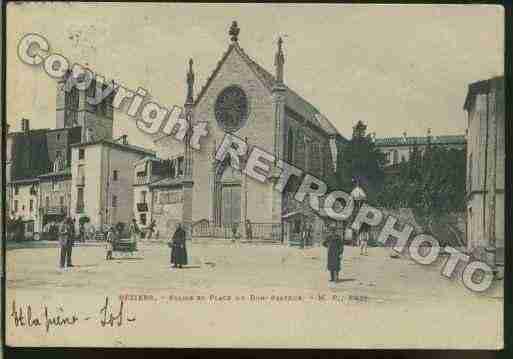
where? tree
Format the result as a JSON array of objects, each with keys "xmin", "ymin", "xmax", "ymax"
[
  {"xmin": 376, "ymin": 143, "xmax": 466, "ymax": 245},
  {"xmin": 79, "ymin": 216, "xmax": 90, "ymax": 226},
  {"xmin": 335, "ymin": 121, "xmax": 385, "ymax": 201}
]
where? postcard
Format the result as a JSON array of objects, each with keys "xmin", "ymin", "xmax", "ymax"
[{"xmin": 4, "ymin": 3, "xmax": 504, "ymax": 349}]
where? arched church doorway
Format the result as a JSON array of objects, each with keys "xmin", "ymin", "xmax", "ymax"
[{"xmin": 214, "ymin": 157, "xmax": 242, "ymax": 226}]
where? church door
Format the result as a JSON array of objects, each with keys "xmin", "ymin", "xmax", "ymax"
[
  {"xmin": 218, "ymin": 164, "xmax": 241, "ymax": 226},
  {"xmin": 222, "ymin": 185, "xmax": 241, "ymax": 226}
]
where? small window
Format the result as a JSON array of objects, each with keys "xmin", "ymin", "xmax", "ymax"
[
  {"xmin": 26, "ymin": 221, "xmax": 34, "ymax": 233},
  {"xmin": 113, "ymin": 170, "xmax": 119, "ymax": 181},
  {"xmin": 14, "ymin": 186, "xmax": 19, "ymax": 195},
  {"xmin": 393, "ymin": 150, "xmax": 399, "ymax": 165},
  {"xmin": 170, "ymin": 162, "xmax": 176, "ymax": 179},
  {"xmin": 140, "ymin": 213, "xmax": 147, "ymax": 226},
  {"xmin": 52, "ymin": 181, "xmax": 60, "ymax": 192},
  {"xmin": 77, "ymin": 188, "xmax": 84, "ymax": 212},
  {"xmin": 177, "ymin": 157, "xmax": 184, "ymax": 176},
  {"xmin": 140, "ymin": 190, "xmax": 147, "ymax": 204},
  {"xmin": 60, "ymin": 196, "xmax": 64, "ymax": 206},
  {"xmin": 56, "ymin": 133, "xmax": 61, "ymax": 141},
  {"xmin": 112, "ymin": 195, "xmax": 117, "ymax": 207},
  {"xmin": 45, "ymin": 196, "xmax": 50, "ymax": 208},
  {"xmin": 29, "ymin": 199, "xmax": 34, "ymax": 212},
  {"xmin": 14, "ymin": 200, "xmax": 18, "ymax": 212},
  {"xmin": 79, "ymin": 148, "xmax": 85, "ymax": 160},
  {"xmin": 56, "ymin": 150, "xmax": 62, "ymax": 158}
]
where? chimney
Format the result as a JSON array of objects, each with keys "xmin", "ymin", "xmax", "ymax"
[{"xmin": 21, "ymin": 118, "xmax": 30, "ymax": 133}]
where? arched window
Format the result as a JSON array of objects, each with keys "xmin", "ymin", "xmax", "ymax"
[
  {"xmin": 310, "ymin": 141, "xmax": 321, "ymax": 175},
  {"xmin": 287, "ymin": 128, "xmax": 294, "ymax": 163},
  {"xmin": 295, "ymin": 130, "xmax": 306, "ymax": 169},
  {"xmin": 468, "ymin": 153, "xmax": 473, "ymax": 190}
]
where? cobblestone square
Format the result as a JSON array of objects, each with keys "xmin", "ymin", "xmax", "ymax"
[{"xmin": 6, "ymin": 240, "xmax": 503, "ymax": 348}]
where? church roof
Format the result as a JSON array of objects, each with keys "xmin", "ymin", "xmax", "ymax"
[
  {"xmin": 194, "ymin": 43, "xmax": 342, "ymax": 138},
  {"xmin": 374, "ymin": 135, "xmax": 466, "ymax": 147}
]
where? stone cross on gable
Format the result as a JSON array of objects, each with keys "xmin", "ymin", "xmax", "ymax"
[{"xmin": 229, "ymin": 21, "xmax": 240, "ymax": 42}]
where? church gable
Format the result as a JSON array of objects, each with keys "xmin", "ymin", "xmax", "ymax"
[{"xmin": 194, "ymin": 45, "xmax": 276, "ymax": 152}]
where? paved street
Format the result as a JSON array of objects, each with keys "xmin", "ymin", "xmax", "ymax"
[{"xmin": 6, "ymin": 240, "xmax": 503, "ymax": 348}]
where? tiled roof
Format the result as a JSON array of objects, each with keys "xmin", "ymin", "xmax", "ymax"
[
  {"xmin": 71, "ymin": 139, "xmax": 155, "ymax": 156},
  {"xmin": 463, "ymin": 76, "xmax": 504, "ymax": 110},
  {"xmin": 194, "ymin": 43, "xmax": 342, "ymax": 138},
  {"xmin": 374, "ymin": 135, "xmax": 466, "ymax": 146},
  {"xmin": 9, "ymin": 129, "xmax": 51, "ymax": 181}
]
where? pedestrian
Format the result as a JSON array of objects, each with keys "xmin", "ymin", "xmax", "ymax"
[
  {"xmin": 66, "ymin": 218, "xmax": 75, "ymax": 267},
  {"xmin": 231, "ymin": 222, "xmax": 239, "ymax": 242},
  {"xmin": 58, "ymin": 218, "xmax": 72, "ymax": 269},
  {"xmin": 169, "ymin": 223, "xmax": 188, "ymax": 269},
  {"xmin": 245, "ymin": 219, "xmax": 253, "ymax": 241},
  {"xmin": 359, "ymin": 223, "xmax": 371, "ymax": 255},
  {"xmin": 147, "ymin": 219, "xmax": 156, "ymax": 240},
  {"xmin": 105, "ymin": 226, "xmax": 116, "ymax": 260},
  {"xmin": 306, "ymin": 222, "xmax": 313, "ymax": 246},
  {"xmin": 128, "ymin": 218, "xmax": 140, "ymax": 242},
  {"xmin": 300, "ymin": 222, "xmax": 306, "ymax": 248},
  {"xmin": 79, "ymin": 222, "xmax": 85, "ymax": 243},
  {"xmin": 322, "ymin": 221, "xmax": 344, "ymax": 283}
]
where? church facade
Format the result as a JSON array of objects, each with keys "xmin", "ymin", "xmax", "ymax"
[{"xmin": 139, "ymin": 22, "xmax": 346, "ymax": 241}]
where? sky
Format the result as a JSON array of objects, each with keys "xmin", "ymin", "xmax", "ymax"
[{"xmin": 6, "ymin": 3, "xmax": 504, "ymax": 150}]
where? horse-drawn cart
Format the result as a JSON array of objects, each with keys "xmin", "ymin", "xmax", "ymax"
[{"xmin": 112, "ymin": 239, "xmax": 138, "ymax": 256}]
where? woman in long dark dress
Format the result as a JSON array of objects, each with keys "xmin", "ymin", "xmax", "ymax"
[
  {"xmin": 170, "ymin": 224, "xmax": 188, "ymax": 268},
  {"xmin": 322, "ymin": 222, "xmax": 344, "ymax": 282}
]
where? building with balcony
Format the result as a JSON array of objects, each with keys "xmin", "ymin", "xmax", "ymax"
[
  {"xmin": 5, "ymin": 118, "xmax": 82, "ymax": 237},
  {"xmin": 38, "ymin": 169, "xmax": 72, "ymax": 233},
  {"xmin": 132, "ymin": 156, "xmax": 177, "ymax": 230},
  {"xmin": 70, "ymin": 137, "xmax": 155, "ymax": 231},
  {"xmin": 6, "ymin": 70, "xmax": 116, "ymax": 239}
]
